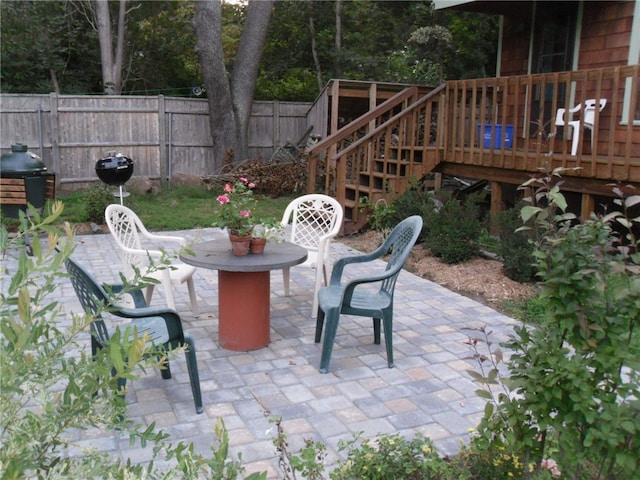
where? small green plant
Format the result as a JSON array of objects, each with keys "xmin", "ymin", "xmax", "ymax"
[
  {"xmin": 497, "ymin": 295, "xmax": 547, "ymax": 324},
  {"xmin": 83, "ymin": 184, "xmax": 115, "ymax": 223},
  {"xmin": 477, "ymin": 228, "xmax": 500, "ymax": 254},
  {"xmin": 360, "ymin": 177, "xmax": 438, "ymax": 236},
  {"xmin": 270, "ymin": 416, "xmax": 327, "ymax": 480},
  {"xmin": 391, "ymin": 178, "xmax": 440, "ymax": 229},
  {"xmin": 423, "ymin": 197, "xmax": 482, "ymax": 264},
  {"xmin": 330, "ymin": 432, "xmax": 455, "ymax": 480},
  {"xmin": 252, "ymin": 217, "xmax": 285, "ymax": 242},
  {"xmin": 359, "ymin": 196, "xmax": 396, "ymax": 233}
]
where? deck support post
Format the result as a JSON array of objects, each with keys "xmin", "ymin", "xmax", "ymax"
[
  {"xmin": 581, "ymin": 193, "xmax": 595, "ymax": 222},
  {"xmin": 490, "ymin": 181, "xmax": 503, "ymax": 235}
]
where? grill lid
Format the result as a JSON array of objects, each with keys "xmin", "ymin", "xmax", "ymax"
[
  {"xmin": 1, "ymin": 144, "xmax": 47, "ymax": 175},
  {"xmin": 95, "ymin": 152, "xmax": 134, "ymax": 186}
]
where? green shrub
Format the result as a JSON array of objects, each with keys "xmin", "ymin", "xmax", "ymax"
[
  {"xmin": 391, "ymin": 178, "xmax": 440, "ymax": 228},
  {"xmin": 361, "ymin": 178, "xmax": 437, "ymax": 236},
  {"xmin": 497, "ymin": 203, "xmax": 537, "ymax": 282},
  {"xmin": 358, "ymin": 196, "xmax": 396, "ymax": 232},
  {"xmin": 83, "ymin": 184, "xmax": 114, "ymax": 223},
  {"xmin": 330, "ymin": 432, "xmax": 455, "ymax": 480},
  {"xmin": 423, "ymin": 197, "xmax": 482, "ymax": 264},
  {"xmin": 477, "ymin": 228, "xmax": 500, "ymax": 254}
]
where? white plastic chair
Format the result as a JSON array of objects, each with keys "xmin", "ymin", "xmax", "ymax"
[
  {"xmin": 554, "ymin": 98, "xmax": 607, "ymax": 155},
  {"xmin": 280, "ymin": 194, "xmax": 343, "ymax": 316},
  {"xmin": 105, "ymin": 204, "xmax": 199, "ymax": 315}
]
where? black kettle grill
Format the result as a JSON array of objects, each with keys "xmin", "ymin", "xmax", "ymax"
[{"xmin": 95, "ymin": 152, "xmax": 134, "ymax": 204}]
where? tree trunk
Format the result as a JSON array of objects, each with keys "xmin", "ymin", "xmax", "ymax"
[
  {"xmin": 334, "ymin": 0, "xmax": 342, "ymax": 78},
  {"xmin": 95, "ymin": 0, "xmax": 126, "ymax": 94},
  {"xmin": 309, "ymin": 16, "xmax": 323, "ymax": 93},
  {"xmin": 230, "ymin": 0, "xmax": 274, "ymax": 163},
  {"xmin": 194, "ymin": 0, "xmax": 274, "ymax": 172}
]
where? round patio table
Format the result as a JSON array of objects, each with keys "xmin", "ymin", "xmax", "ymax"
[{"xmin": 181, "ymin": 240, "xmax": 307, "ymax": 351}]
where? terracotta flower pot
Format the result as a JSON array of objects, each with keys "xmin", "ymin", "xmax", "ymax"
[
  {"xmin": 228, "ymin": 232, "xmax": 251, "ymax": 256},
  {"xmin": 250, "ymin": 237, "xmax": 267, "ymax": 254}
]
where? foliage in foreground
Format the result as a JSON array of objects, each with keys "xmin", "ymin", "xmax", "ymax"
[
  {"xmin": 466, "ymin": 172, "xmax": 640, "ymax": 479},
  {"xmin": 0, "ymin": 202, "xmax": 265, "ymax": 480}
]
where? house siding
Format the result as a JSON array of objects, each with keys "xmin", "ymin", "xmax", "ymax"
[
  {"xmin": 579, "ymin": 1, "xmax": 633, "ymax": 69},
  {"xmin": 499, "ymin": 1, "xmax": 634, "ymax": 76},
  {"xmin": 499, "ymin": 7, "xmax": 533, "ymax": 77}
]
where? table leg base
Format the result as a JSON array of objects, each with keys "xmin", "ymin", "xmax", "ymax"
[{"xmin": 218, "ymin": 270, "xmax": 270, "ymax": 351}]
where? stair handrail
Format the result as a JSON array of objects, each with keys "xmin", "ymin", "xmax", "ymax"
[
  {"xmin": 327, "ymin": 83, "xmax": 446, "ymax": 163},
  {"xmin": 308, "ymin": 86, "xmax": 420, "ymax": 156}
]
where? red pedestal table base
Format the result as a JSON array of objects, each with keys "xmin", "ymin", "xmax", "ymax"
[{"xmin": 218, "ymin": 270, "xmax": 270, "ymax": 351}]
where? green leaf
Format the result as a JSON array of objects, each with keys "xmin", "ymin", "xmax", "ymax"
[
  {"xmin": 520, "ymin": 205, "xmax": 542, "ymax": 223},
  {"xmin": 624, "ymin": 194, "xmax": 640, "ymax": 208},
  {"xmin": 475, "ymin": 389, "xmax": 493, "ymax": 400}
]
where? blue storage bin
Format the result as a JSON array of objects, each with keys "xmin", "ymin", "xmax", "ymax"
[{"xmin": 478, "ymin": 123, "xmax": 514, "ymax": 148}]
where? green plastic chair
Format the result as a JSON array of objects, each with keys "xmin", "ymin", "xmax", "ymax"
[
  {"xmin": 314, "ymin": 215, "xmax": 423, "ymax": 373},
  {"xmin": 64, "ymin": 256, "xmax": 203, "ymax": 414}
]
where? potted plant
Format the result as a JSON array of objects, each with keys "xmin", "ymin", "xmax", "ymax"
[
  {"xmin": 212, "ymin": 177, "xmax": 257, "ymax": 255},
  {"xmin": 250, "ymin": 217, "xmax": 284, "ymax": 254}
]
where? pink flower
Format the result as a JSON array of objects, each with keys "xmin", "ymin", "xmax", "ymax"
[
  {"xmin": 541, "ymin": 459, "xmax": 561, "ymax": 477},
  {"xmin": 217, "ymin": 194, "xmax": 230, "ymax": 205},
  {"xmin": 224, "ymin": 184, "xmax": 233, "ymax": 193},
  {"xmin": 248, "ymin": 182, "xmax": 256, "ymax": 189},
  {"xmin": 240, "ymin": 210, "xmax": 251, "ymax": 218},
  {"xmin": 239, "ymin": 177, "xmax": 248, "ymax": 183}
]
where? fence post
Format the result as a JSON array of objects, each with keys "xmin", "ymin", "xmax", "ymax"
[
  {"xmin": 158, "ymin": 95, "xmax": 167, "ymax": 183},
  {"xmin": 49, "ymin": 93, "xmax": 60, "ymax": 189},
  {"xmin": 273, "ymin": 100, "xmax": 280, "ymax": 155}
]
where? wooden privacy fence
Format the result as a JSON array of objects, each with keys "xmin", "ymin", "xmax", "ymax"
[{"xmin": 0, "ymin": 94, "xmax": 312, "ymax": 189}]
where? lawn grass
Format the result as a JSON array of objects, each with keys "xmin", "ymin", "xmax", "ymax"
[{"xmin": 56, "ymin": 184, "xmax": 295, "ymax": 231}]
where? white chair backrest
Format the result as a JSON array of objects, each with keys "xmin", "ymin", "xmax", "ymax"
[
  {"xmin": 281, "ymin": 194, "xmax": 343, "ymax": 252},
  {"xmin": 105, "ymin": 204, "xmax": 149, "ymax": 278},
  {"xmin": 583, "ymin": 98, "xmax": 607, "ymax": 125},
  {"xmin": 555, "ymin": 98, "xmax": 607, "ymax": 127}
]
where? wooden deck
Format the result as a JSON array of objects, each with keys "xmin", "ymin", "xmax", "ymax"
[{"xmin": 307, "ymin": 66, "xmax": 640, "ymax": 232}]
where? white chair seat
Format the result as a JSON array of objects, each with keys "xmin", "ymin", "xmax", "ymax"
[{"xmin": 105, "ymin": 204, "xmax": 199, "ymax": 315}]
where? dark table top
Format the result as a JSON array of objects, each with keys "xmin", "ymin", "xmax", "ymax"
[{"xmin": 180, "ymin": 240, "xmax": 308, "ymax": 272}]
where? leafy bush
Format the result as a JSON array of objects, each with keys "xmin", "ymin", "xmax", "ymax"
[
  {"xmin": 497, "ymin": 203, "xmax": 537, "ymax": 282},
  {"xmin": 361, "ymin": 178, "xmax": 437, "ymax": 236},
  {"xmin": 497, "ymin": 295, "xmax": 547, "ymax": 325},
  {"xmin": 83, "ymin": 184, "xmax": 114, "ymax": 223},
  {"xmin": 391, "ymin": 179, "xmax": 440, "ymax": 229},
  {"xmin": 423, "ymin": 197, "xmax": 482, "ymax": 264},
  {"xmin": 466, "ymin": 170, "xmax": 640, "ymax": 480}
]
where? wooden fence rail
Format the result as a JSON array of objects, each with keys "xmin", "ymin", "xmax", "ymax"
[{"xmin": 0, "ymin": 94, "xmax": 312, "ymax": 189}]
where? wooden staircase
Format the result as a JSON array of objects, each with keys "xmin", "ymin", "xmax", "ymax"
[{"xmin": 306, "ymin": 84, "xmax": 446, "ymax": 234}]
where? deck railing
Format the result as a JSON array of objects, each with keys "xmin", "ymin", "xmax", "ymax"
[
  {"xmin": 444, "ymin": 65, "xmax": 639, "ymax": 182},
  {"xmin": 307, "ymin": 66, "xmax": 639, "ymax": 228}
]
